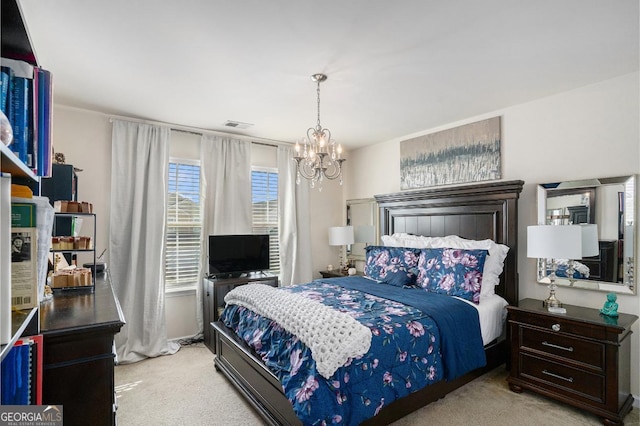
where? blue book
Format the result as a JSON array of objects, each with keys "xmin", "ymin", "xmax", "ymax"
[
  {"xmin": 9, "ymin": 76, "xmax": 30, "ymax": 164},
  {"xmin": 37, "ymin": 69, "xmax": 52, "ymax": 177},
  {"xmin": 1, "ymin": 342, "xmax": 31, "ymax": 405},
  {"xmin": 0, "ymin": 66, "xmax": 12, "ymax": 115}
]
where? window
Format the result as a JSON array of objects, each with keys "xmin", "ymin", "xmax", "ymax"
[
  {"xmin": 251, "ymin": 168, "xmax": 280, "ymax": 276},
  {"xmin": 166, "ymin": 159, "xmax": 201, "ymax": 291}
]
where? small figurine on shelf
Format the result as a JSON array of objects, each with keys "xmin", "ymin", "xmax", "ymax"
[
  {"xmin": 53, "ymin": 148, "xmax": 66, "ymax": 164},
  {"xmin": 600, "ymin": 292, "xmax": 619, "ymax": 317}
]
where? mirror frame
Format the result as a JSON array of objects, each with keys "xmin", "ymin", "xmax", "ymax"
[
  {"xmin": 536, "ymin": 175, "xmax": 636, "ymax": 295},
  {"xmin": 346, "ymin": 198, "xmax": 379, "ymax": 261}
]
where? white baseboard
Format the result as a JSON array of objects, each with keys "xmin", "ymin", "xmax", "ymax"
[
  {"xmin": 634, "ymin": 395, "xmax": 639, "ymax": 409},
  {"xmin": 170, "ymin": 333, "xmax": 203, "ymax": 344}
]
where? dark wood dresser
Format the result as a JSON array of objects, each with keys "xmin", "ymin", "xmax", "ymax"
[
  {"xmin": 39, "ymin": 273, "xmax": 125, "ymax": 426},
  {"xmin": 507, "ymin": 298, "xmax": 637, "ymax": 426}
]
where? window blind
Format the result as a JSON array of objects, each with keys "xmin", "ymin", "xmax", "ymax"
[
  {"xmin": 166, "ymin": 160, "xmax": 202, "ymax": 290},
  {"xmin": 252, "ymin": 169, "xmax": 280, "ymax": 275}
]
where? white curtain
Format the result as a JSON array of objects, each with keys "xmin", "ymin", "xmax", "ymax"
[
  {"xmin": 195, "ymin": 134, "xmax": 252, "ymax": 334},
  {"xmin": 277, "ymin": 145, "xmax": 312, "ymax": 286},
  {"xmin": 110, "ymin": 120, "xmax": 179, "ymax": 364}
]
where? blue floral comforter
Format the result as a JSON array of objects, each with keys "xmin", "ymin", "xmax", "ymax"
[{"xmin": 221, "ymin": 276, "xmax": 485, "ymax": 425}]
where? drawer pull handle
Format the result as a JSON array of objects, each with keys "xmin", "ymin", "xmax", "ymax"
[
  {"xmin": 542, "ymin": 369, "xmax": 573, "ymax": 383},
  {"xmin": 541, "ymin": 341, "xmax": 574, "ymax": 352},
  {"xmin": 551, "ymin": 323, "xmax": 561, "ymax": 332}
]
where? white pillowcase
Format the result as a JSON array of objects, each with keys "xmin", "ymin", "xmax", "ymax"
[{"xmin": 380, "ymin": 233, "xmax": 509, "ymax": 297}]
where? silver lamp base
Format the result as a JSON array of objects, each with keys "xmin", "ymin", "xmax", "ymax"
[
  {"xmin": 543, "ymin": 292, "xmax": 563, "ymax": 308},
  {"xmin": 543, "ymin": 279, "xmax": 563, "ymax": 308}
]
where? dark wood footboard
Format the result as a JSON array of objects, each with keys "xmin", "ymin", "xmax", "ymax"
[
  {"xmin": 213, "ymin": 321, "xmax": 301, "ymax": 425},
  {"xmin": 213, "ymin": 321, "xmax": 507, "ymax": 426}
]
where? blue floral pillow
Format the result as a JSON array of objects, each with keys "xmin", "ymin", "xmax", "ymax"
[
  {"xmin": 416, "ymin": 248, "xmax": 488, "ymax": 303},
  {"xmin": 364, "ymin": 245, "xmax": 421, "ymax": 287}
]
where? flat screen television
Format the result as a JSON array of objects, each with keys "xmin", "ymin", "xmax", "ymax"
[{"xmin": 208, "ymin": 234, "xmax": 270, "ymax": 278}]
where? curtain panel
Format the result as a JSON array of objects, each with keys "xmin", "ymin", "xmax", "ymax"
[
  {"xmin": 110, "ymin": 120, "xmax": 179, "ymax": 363},
  {"xmin": 277, "ymin": 145, "xmax": 312, "ymax": 286},
  {"xmin": 196, "ymin": 135, "xmax": 252, "ymax": 335}
]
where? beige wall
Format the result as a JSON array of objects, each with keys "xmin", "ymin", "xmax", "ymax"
[{"xmin": 344, "ymin": 72, "xmax": 640, "ymax": 399}]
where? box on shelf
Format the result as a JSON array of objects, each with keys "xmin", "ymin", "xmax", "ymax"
[
  {"xmin": 53, "ymin": 200, "xmax": 93, "ymax": 213},
  {"xmin": 51, "ymin": 268, "xmax": 92, "ymax": 288},
  {"xmin": 50, "ymin": 236, "xmax": 91, "ymax": 250}
]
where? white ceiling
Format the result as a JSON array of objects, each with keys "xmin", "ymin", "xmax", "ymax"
[{"xmin": 18, "ymin": 0, "xmax": 639, "ymax": 150}]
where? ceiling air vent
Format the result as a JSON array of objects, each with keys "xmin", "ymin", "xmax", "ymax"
[{"xmin": 224, "ymin": 120, "xmax": 253, "ymax": 129}]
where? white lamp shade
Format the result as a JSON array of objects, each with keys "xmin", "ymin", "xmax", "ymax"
[
  {"xmin": 329, "ymin": 226, "xmax": 354, "ymax": 246},
  {"xmin": 527, "ymin": 225, "xmax": 582, "ymax": 259},
  {"xmin": 354, "ymin": 225, "xmax": 375, "ymax": 244},
  {"xmin": 579, "ymin": 224, "xmax": 599, "ymax": 257}
]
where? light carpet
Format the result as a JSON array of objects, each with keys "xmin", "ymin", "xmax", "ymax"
[{"xmin": 115, "ymin": 344, "xmax": 639, "ymax": 425}]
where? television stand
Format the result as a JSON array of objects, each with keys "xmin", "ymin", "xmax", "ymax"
[{"xmin": 202, "ymin": 273, "xmax": 278, "ymax": 353}]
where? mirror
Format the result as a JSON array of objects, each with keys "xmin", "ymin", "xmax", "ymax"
[
  {"xmin": 346, "ymin": 198, "xmax": 378, "ymax": 261},
  {"xmin": 536, "ymin": 175, "xmax": 636, "ymax": 294}
]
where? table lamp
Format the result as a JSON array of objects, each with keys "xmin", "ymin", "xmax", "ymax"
[
  {"xmin": 329, "ymin": 226, "xmax": 354, "ymax": 273},
  {"xmin": 527, "ymin": 225, "xmax": 582, "ymax": 309}
]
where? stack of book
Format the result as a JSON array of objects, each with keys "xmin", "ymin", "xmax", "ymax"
[
  {"xmin": 0, "ymin": 57, "xmax": 53, "ymax": 177},
  {"xmin": 0, "ymin": 335, "xmax": 43, "ymax": 405}
]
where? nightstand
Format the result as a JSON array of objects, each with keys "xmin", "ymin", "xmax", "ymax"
[
  {"xmin": 319, "ymin": 270, "xmax": 348, "ymax": 278},
  {"xmin": 319, "ymin": 270, "xmax": 363, "ymax": 278},
  {"xmin": 203, "ymin": 273, "xmax": 278, "ymax": 353},
  {"xmin": 507, "ymin": 298, "xmax": 638, "ymax": 426}
]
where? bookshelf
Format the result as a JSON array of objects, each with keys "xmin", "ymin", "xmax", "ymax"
[{"xmin": 1, "ymin": 0, "xmax": 41, "ymax": 410}]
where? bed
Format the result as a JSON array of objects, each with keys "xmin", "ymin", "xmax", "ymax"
[{"xmin": 212, "ymin": 179, "xmax": 524, "ymax": 425}]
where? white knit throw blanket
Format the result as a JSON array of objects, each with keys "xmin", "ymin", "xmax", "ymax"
[{"xmin": 224, "ymin": 283, "xmax": 372, "ymax": 379}]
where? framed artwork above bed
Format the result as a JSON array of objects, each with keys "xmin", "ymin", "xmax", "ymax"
[{"xmin": 400, "ymin": 116, "xmax": 501, "ymax": 190}]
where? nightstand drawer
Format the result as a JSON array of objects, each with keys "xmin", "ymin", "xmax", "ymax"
[
  {"xmin": 520, "ymin": 353, "xmax": 605, "ymax": 403},
  {"xmin": 512, "ymin": 312, "xmax": 607, "ymax": 340},
  {"xmin": 520, "ymin": 327, "xmax": 605, "ymax": 370}
]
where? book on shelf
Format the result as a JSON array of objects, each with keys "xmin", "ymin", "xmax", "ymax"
[
  {"xmin": 0, "ymin": 335, "xmax": 43, "ymax": 405},
  {"xmin": 9, "ymin": 75, "xmax": 30, "ymax": 165},
  {"xmin": 0, "ymin": 175, "xmax": 11, "ymax": 345},
  {"xmin": 0, "ymin": 57, "xmax": 53, "ymax": 177},
  {"xmin": 11, "ymin": 202, "xmax": 38, "ymax": 310},
  {"xmin": 37, "ymin": 68, "xmax": 53, "ymax": 177},
  {"xmin": 13, "ymin": 195, "xmax": 55, "ymax": 302},
  {"xmin": 0, "ymin": 66, "xmax": 13, "ymax": 116}
]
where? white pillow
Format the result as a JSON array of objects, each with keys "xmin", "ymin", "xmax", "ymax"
[
  {"xmin": 382, "ymin": 233, "xmax": 509, "ymax": 296},
  {"xmin": 381, "ymin": 233, "xmax": 431, "ymax": 248}
]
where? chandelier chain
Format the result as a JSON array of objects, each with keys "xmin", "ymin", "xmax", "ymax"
[{"xmin": 316, "ymin": 80, "xmax": 322, "ymax": 129}]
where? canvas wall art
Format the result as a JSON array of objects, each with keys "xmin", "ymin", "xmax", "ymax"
[{"xmin": 400, "ymin": 116, "xmax": 501, "ymax": 190}]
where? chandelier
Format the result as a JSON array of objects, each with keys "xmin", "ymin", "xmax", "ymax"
[{"xmin": 293, "ymin": 73, "xmax": 345, "ymax": 188}]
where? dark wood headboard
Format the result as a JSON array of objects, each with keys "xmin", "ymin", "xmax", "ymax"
[{"xmin": 374, "ymin": 180, "xmax": 524, "ymax": 306}]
